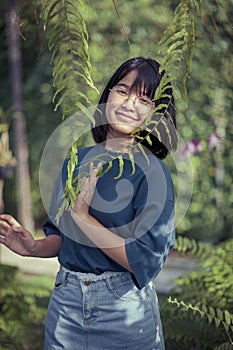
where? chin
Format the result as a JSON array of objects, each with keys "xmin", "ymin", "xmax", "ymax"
[{"xmin": 113, "ymin": 124, "xmax": 136, "ymax": 135}]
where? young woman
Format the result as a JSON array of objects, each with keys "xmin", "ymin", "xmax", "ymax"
[{"xmin": 0, "ymin": 57, "xmax": 177, "ymax": 349}]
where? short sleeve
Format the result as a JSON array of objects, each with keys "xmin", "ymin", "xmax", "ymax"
[
  {"xmin": 125, "ymin": 159, "xmax": 175, "ymax": 289},
  {"xmin": 42, "ymin": 218, "xmax": 61, "ymax": 237},
  {"xmin": 42, "ymin": 165, "xmax": 65, "ymax": 237}
]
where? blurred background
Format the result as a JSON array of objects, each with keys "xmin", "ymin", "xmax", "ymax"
[
  {"xmin": 0, "ymin": 0, "xmax": 232, "ymax": 349},
  {"xmin": 0, "ymin": 0, "xmax": 232, "ymax": 243}
]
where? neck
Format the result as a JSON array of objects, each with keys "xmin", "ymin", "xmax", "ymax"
[{"xmin": 105, "ymin": 131, "xmax": 137, "ymax": 153}]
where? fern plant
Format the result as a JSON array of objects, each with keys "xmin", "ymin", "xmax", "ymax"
[
  {"xmin": 160, "ymin": 237, "xmax": 233, "ymax": 349},
  {"xmin": 41, "ymin": 0, "xmax": 98, "ymax": 119},
  {"xmin": 0, "ymin": 264, "xmax": 51, "ymax": 350},
  {"xmin": 158, "ymin": 0, "xmax": 198, "ymax": 103},
  {"xmin": 41, "ymin": 0, "xmax": 99, "ymax": 210}
]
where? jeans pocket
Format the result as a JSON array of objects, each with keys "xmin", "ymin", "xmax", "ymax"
[
  {"xmin": 146, "ymin": 283, "xmax": 161, "ymax": 319},
  {"xmin": 54, "ymin": 273, "xmax": 64, "ymax": 290},
  {"xmin": 107, "ymin": 279, "xmax": 146, "ymax": 302}
]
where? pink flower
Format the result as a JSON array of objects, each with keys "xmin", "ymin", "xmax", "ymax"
[
  {"xmin": 178, "ymin": 140, "xmax": 201, "ymax": 160},
  {"xmin": 208, "ymin": 133, "xmax": 221, "ymax": 151}
]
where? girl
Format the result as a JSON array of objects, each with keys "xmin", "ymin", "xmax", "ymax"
[{"xmin": 0, "ymin": 57, "xmax": 177, "ymax": 349}]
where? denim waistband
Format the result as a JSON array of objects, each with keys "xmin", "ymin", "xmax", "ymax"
[{"xmin": 59, "ymin": 265, "xmax": 129, "ymax": 282}]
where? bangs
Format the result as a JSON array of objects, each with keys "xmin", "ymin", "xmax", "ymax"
[{"xmin": 129, "ymin": 63, "xmax": 160, "ymax": 99}]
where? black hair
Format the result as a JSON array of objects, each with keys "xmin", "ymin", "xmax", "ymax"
[{"xmin": 92, "ymin": 57, "xmax": 178, "ymax": 159}]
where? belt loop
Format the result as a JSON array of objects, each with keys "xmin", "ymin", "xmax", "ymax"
[
  {"xmin": 60, "ymin": 265, "xmax": 68, "ymax": 285},
  {"xmin": 105, "ymin": 276, "xmax": 114, "ymax": 291},
  {"xmin": 64, "ymin": 270, "xmax": 68, "ymax": 285}
]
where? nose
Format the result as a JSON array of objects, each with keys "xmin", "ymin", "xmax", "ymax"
[{"xmin": 121, "ymin": 95, "xmax": 137, "ymax": 110}]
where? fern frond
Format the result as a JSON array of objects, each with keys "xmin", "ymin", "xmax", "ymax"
[
  {"xmin": 158, "ymin": 0, "xmax": 196, "ymax": 103},
  {"xmin": 126, "ymin": 151, "xmax": 136, "ymax": 175},
  {"xmin": 41, "ymin": 0, "xmax": 99, "ymax": 119},
  {"xmin": 137, "ymin": 143, "xmax": 150, "ymax": 164},
  {"xmin": 175, "ymin": 235, "xmax": 212, "ymax": 257},
  {"xmin": 168, "ymin": 297, "xmax": 233, "ymax": 334},
  {"xmin": 214, "ymin": 342, "xmax": 233, "ymax": 350},
  {"xmin": 114, "ymin": 155, "xmax": 124, "ymax": 179}
]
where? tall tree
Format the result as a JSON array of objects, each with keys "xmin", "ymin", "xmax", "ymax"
[{"xmin": 6, "ymin": 0, "xmax": 34, "ymax": 231}]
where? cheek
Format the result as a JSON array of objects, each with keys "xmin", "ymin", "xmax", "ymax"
[
  {"xmin": 138, "ymin": 113, "xmax": 149, "ymax": 126},
  {"xmin": 105, "ymin": 103, "xmax": 111, "ymax": 122},
  {"xmin": 105, "ymin": 98, "xmax": 116, "ymax": 123}
]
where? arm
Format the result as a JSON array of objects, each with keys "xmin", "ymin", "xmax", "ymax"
[
  {"xmin": 0, "ymin": 214, "xmax": 62, "ymax": 258},
  {"xmin": 71, "ymin": 163, "xmax": 132, "ymax": 272},
  {"xmin": 71, "ymin": 211, "xmax": 132, "ymax": 272}
]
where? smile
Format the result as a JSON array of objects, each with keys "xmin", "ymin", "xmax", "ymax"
[{"xmin": 116, "ymin": 112, "xmax": 138, "ymax": 123}]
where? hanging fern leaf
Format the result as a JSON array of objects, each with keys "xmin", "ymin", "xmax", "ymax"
[
  {"xmin": 41, "ymin": 0, "xmax": 99, "ymax": 120},
  {"xmin": 101, "ymin": 160, "xmax": 113, "ymax": 175},
  {"xmin": 137, "ymin": 143, "xmax": 150, "ymax": 164},
  {"xmin": 167, "ymin": 297, "xmax": 233, "ymax": 334},
  {"xmin": 127, "ymin": 151, "xmax": 136, "ymax": 175},
  {"xmin": 214, "ymin": 342, "xmax": 233, "ymax": 350},
  {"xmin": 129, "ymin": 1, "xmax": 197, "ymax": 160},
  {"xmin": 158, "ymin": 0, "xmax": 196, "ymax": 103},
  {"xmin": 41, "ymin": 0, "xmax": 100, "ymax": 214},
  {"xmin": 114, "ymin": 155, "xmax": 124, "ymax": 179},
  {"xmin": 175, "ymin": 235, "xmax": 212, "ymax": 257}
]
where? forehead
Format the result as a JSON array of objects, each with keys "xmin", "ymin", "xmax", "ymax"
[
  {"xmin": 116, "ymin": 70, "xmax": 138, "ymax": 88},
  {"xmin": 116, "ymin": 70, "xmax": 150, "ymax": 96}
]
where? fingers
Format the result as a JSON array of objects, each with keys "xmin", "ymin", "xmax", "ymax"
[
  {"xmin": 89, "ymin": 162, "xmax": 102, "ymax": 187},
  {"xmin": 0, "ymin": 215, "xmax": 23, "ymax": 244},
  {"xmin": 76, "ymin": 162, "xmax": 102, "ymax": 204},
  {"xmin": 0, "ymin": 214, "xmax": 21, "ymax": 228}
]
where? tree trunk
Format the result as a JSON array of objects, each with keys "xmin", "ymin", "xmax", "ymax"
[
  {"xmin": 0, "ymin": 179, "xmax": 4, "ymax": 214},
  {"xmin": 6, "ymin": 0, "xmax": 34, "ymax": 232}
]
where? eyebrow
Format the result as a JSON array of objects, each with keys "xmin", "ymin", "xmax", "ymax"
[
  {"xmin": 116, "ymin": 83, "xmax": 149, "ymax": 97},
  {"xmin": 115, "ymin": 83, "xmax": 129, "ymax": 88}
]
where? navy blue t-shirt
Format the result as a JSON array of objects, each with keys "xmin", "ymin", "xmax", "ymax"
[{"xmin": 43, "ymin": 144, "xmax": 175, "ymax": 289}]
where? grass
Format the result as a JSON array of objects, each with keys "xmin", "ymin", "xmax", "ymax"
[{"xmin": 17, "ymin": 270, "xmax": 55, "ymax": 290}]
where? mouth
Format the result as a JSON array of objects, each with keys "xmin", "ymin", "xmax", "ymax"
[{"xmin": 116, "ymin": 112, "xmax": 138, "ymax": 123}]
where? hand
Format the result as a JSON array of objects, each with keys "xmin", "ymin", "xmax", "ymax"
[
  {"xmin": 0, "ymin": 214, "xmax": 36, "ymax": 256},
  {"xmin": 71, "ymin": 162, "xmax": 102, "ymax": 221}
]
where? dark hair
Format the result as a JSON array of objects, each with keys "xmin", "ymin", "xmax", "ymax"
[{"xmin": 92, "ymin": 57, "xmax": 178, "ymax": 159}]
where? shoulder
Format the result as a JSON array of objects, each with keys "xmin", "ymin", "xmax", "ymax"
[
  {"xmin": 134, "ymin": 153, "xmax": 174, "ymax": 199},
  {"xmin": 62, "ymin": 146, "xmax": 95, "ymax": 168},
  {"xmin": 135, "ymin": 152, "xmax": 172, "ymax": 180}
]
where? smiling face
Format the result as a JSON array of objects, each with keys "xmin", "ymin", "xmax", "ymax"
[{"xmin": 105, "ymin": 71, "xmax": 154, "ymax": 140}]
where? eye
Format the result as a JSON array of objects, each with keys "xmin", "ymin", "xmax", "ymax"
[
  {"xmin": 138, "ymin": 97, "xmax": 152, "ymax": 106},
  {"xmin": 115, "ymin": 88, "xmax": 128, "ymax": 97}
]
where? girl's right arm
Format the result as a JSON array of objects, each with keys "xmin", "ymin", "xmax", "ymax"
[{"xmin": 0, "ymin": 214, "xmax": 62, "ymax": 258}]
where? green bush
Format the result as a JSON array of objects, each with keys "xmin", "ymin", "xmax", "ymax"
[
  {"xmin": 0, "ymin": 264, "xmax": 51, "ymax": 350},
  {"xmin": 160, "ymin": 237, "xmax": 233, "ymax": 349}
]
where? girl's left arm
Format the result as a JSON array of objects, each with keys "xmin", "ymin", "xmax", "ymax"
[{"xmin": 70, "ymin": 163, "xmax": 132, "ymax": 272}]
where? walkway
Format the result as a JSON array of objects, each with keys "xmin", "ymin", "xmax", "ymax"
[{"xmin": 0, "ymin": 245, "xmax": 196, "ymax": 294}]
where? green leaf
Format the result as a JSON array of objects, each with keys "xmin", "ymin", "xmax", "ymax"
[
  {"xmin": 127, "ymin": 151, "xmax": 136, "ymax": 175},
  {"xmin": 137, "ymin": 143, "xmax": 150, "ymax": 165},
  {"xmin": 114, "ymin": 156, "xmax": 124, "ymax": 179}
]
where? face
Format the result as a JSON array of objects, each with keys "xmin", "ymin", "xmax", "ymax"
[{"xmin": 105, "ymin": 71, "xmax": 154, "ymax": 139}]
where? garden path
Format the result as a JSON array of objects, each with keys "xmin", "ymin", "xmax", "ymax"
[{"xmin": 0, "ymin": 245, "xmax": 196, "ymax": 294}]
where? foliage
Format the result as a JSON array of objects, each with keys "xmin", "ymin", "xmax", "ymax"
[
  {"xmin": 41, "ymin": 0, "xmax": 99, "ymax": 119},
  {"xmin": 0, "ymin": 0, "xmax": 232, "ymax": 348},
  {"xmin": 176, "ymin": 0, "xmax": 233, "ymax": 242},
  {"xmin": 0, "ymin": 122, "xmax": 16, "ymax": 167},
  {"xmin": 0, "ymin": 0, "xmax": 232, "ymax": 241},
  {"xmin": 40, "ymin": 0, "xmax": 197, "ymax": 218},
  {"xmin": 160, "ymin": 236, "xmax": 233, "ymax": 349},
  {"xmin": 40, "ymin": 0, "xmax": 101, "ymax": 216},
  {"xmin": 0, "ymin": 264, "xmax": 51, "ymax": 350},
  {"xmin": 158, "ymin": 0, "xmax": 196, "ymax": 103}
]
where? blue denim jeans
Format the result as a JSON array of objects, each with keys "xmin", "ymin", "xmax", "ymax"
[{"xmin": 44, "ymin": 266, "xmax": 165, "ymax": 349}]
